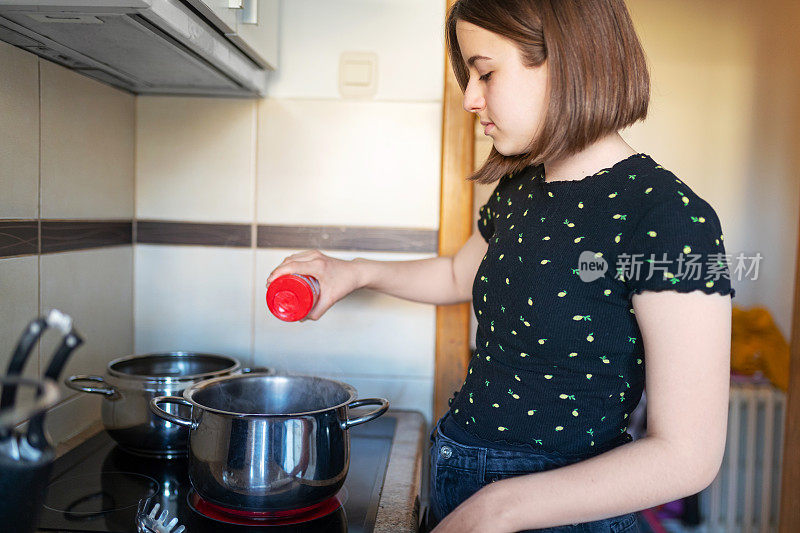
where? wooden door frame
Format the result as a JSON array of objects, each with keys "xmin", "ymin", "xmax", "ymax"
[
  {"xmin": 435, "ymin": 0, "xmax": 474, "ymax": 424},
  {"xmin": 779, "ymin": 214, "xmax": 800, "ymax": 532}
]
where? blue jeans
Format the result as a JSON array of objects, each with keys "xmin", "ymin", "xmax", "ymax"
[{"xmin": 428, "ymin": 411, "xmax": 641, "ymax": 532}]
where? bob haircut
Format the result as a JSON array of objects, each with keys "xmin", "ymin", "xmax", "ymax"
[{"xmin": 446, "ymin": 0, "xmax": 651, "ymax": 184}]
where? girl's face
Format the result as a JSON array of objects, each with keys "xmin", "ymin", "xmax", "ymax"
[{"xmin": 455, "ymin": 20, "xmax": 549, "ymax": 156}]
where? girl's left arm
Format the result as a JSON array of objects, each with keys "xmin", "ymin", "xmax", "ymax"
[{"xmin": 432, "ymin": 289, "xmax": 732, "ymax": 533}]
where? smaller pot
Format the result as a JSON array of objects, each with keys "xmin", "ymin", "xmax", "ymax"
[{"xmin": 65, "ymin": 352, "xmax": 273, "ymax": 458}]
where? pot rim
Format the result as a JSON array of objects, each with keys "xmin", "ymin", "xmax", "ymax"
[
  {"xmin": 106, "ymin": 352, "xmax": 241, "ymax": 383},
  {"xmin": 182, "ymin": 373, "xmax": 359, "ymax": 418}
]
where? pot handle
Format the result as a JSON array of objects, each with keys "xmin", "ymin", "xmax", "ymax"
[
  {"xmin": 341, "ymin": 398, "xmax": 389, "ymax": 430},
  {"xmin": 65, "ymin": 375, "xmax": 118, "ymax": 397},
  {"xmin": 150, "ymin": 396, "xmax": 198, "ymax": 430}
]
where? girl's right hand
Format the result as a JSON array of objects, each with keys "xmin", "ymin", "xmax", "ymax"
[{"xmin": 265, "ymin": 250, "xmax": 362, "ymax": 321}]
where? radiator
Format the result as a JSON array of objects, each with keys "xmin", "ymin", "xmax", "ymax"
[{"xmin": 701, "ymin": 382, "xmax": 786, "ymax": 533}]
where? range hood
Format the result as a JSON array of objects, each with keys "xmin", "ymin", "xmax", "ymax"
[{"xmin": 0, "ymin": 0, "xmax": 268, "ymax": 96}]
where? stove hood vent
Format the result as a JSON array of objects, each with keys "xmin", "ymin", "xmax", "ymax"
[{"xmin": 0, "ymin": 0, "xmax": 268, "ymax": 97}]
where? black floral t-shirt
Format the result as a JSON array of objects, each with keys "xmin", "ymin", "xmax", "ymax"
[{"xmin": 445, "ymin": 153, "xmax": 735, "ymax": 457}]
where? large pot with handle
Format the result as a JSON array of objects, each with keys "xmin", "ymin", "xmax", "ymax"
[
  {"xmin": 65, "ymin": 352, "xmax": 274, "ymax": 458},
  {"xmin": 150, "ymin": 373, "xmax": 389, "ymax": 511}
]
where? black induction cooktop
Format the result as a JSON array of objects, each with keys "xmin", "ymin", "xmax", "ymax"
[{"xmin": 36, "ymin": 414, "xmax": 397, "ymax": 532}]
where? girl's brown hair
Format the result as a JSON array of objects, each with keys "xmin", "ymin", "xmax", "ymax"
[{"xmin": 446, "ymin": 0, "xmax": 650, "ymax": 184}]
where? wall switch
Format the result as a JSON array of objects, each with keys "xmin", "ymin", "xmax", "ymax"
[{"xmin": 339, "ymin": 52, "xmax": 378, "ymax": 98}]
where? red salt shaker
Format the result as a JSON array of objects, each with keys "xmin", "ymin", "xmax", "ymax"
[{"xmin": 266, "ymin": 274, "xmax": 320, "ymax": 322}]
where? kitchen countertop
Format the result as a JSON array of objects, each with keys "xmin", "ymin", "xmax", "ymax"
[
  {"xmin": 374, "ymin": 409, "xmax": 426, "ymax": 533},
  {"xmin": 48, "ymin": 408, "xmax": 427, "ymax": 533}
]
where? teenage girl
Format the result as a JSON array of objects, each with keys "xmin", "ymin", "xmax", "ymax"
[{"xmin": 266, "ymin": 1, "xmax": 735, "ymax": 532}]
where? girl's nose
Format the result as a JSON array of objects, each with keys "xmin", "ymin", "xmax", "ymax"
[{"xmin": 462, "ymin": 80, "xmax": 485, "ymax": 113}]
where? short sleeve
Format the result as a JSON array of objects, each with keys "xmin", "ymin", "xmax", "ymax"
[
  {"xmin": 477, "ymin": 202, "xmax": 495, "ymax": 243},
  {"xmin": 618, "ymin": 196, "xmax": 736, "ymax": 300}
]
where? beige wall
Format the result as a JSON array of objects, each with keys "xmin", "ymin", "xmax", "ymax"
[
  {"xmin": 625, "ymin": 0, "xmax": 800, "ymax": 337},
  {"xmin": 471, "ymin": 0, "xmax": 800, "ymax": 345},
  {"xmin": 0, "ymin": 41, "xmax": 135, "ymax": 445}
]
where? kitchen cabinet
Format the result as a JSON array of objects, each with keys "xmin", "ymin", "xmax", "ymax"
[{"xmin": 185, "ymin": 0, "xmax": 279, "ymax": 70}]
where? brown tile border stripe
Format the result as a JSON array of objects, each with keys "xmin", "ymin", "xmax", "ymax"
[
  {"xmin": 0, "ymin": 220, "xmax": 38, "ymax": 258},
  {"xmin": 136, "ymin": 220, "xmax": 251, "ymax": 248},
  {"xmin": 257, "ymin": 225, "xmax": 438, "ymax": 253},
  {"xmin": 4, "ymin": 220, "xmax": 438, "ymax": 255},
  {"xmin": 41, "ymin": 220, "xmax": 132, "ymax": 254}
]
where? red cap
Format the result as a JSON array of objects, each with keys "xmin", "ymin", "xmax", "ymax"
[{"xmin": 266, "ymin": 275, "xmax": 316, "ymax": 322}]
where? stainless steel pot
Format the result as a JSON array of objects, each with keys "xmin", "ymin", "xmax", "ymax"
[
  {"xmin": 150, "ymin": 373, "xmax": 389, "ymax": 511},
  {"xmin": 65, "ymin": 352, "xmax": 273, "ymax": 458}
]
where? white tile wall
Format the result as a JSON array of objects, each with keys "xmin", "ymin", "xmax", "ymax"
[
  {"xmin": 39, "ymin": 247, "xmax": 134, "ymax": 398},
  {"xmin": 267, "ymin": 0, "xmax": 445, "ymax": 102},
  {"xmin": 134, "ymin": 245, "xmax": 254, "ymax": 360},
  {"xmin": 39, "ymin": 61, "xmax": 134, "ymax": 219},
  {"xmin": 0, "ymin": 256, "xmax": 40, "ymax": 377},
  {"xmin": 43, "ymin": 393, "xmax": 101, "ymax": 446},
  {"xmin": 257, "ymin": 99, "xmax": 442, "ymax": 227},
  {"xmin": 320, "ymin": 373, "xmax": 433, "ymax": 423},
  {"xmin": 136, "ymin": 97, "xmax": 257, "ymax": 223},
  {"xmin": 254, "ymin": 249, "xmax": 436, "ymax": 378},
  {"xmin": 0, "ymin": 42, "xmax": 39, "ymax": 219}
]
